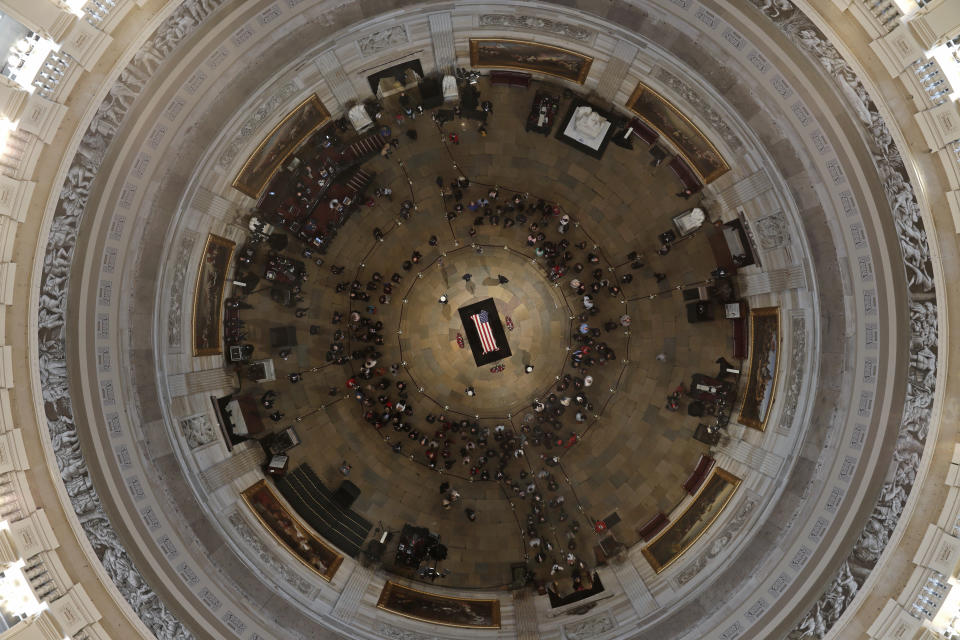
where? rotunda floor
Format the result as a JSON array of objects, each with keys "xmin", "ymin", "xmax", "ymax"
[{"xmin": 235, "ymin": 80, "xmax": 732, "ymax": 590}]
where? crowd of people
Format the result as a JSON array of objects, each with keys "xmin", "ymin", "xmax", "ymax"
[{"xmin": 233, "ymin": 89, "xmax": 689, "ymax": 593}]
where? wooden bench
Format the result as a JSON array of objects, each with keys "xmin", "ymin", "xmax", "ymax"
[
  {"xmin": 669, "ymin": 156, "xmax": 703, "ymax": 193},
  {"xmin": 683, "ymin": 454, "xmax": 715, "ymax": 495},
  {"xmin": 733, "ymin": 316, "xmax": 748, "ymax": 360},
  {"xmin": 637, "ymin": 512, "xmax": 669, "ymax": 541},
  {"xmin": 490, "ymin": 70, "xmax": 531, "ymax": 88},
  {"xmin": 629, "ymin": 117, "xmax": 659, "ymax": 145}
]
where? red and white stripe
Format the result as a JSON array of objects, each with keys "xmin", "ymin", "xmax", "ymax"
[{"xmin": 470, "ymin": 314, "xmax": 498, "ymax": 354}]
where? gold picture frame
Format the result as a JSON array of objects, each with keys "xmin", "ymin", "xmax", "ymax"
[
  {"xmin": 469, "ymin": 38, "xmax": 593, "ymax": 84},
  {"xmin": 626, "ymin": 81, "xmax": 730, "ymax": 184},
  {"xmin": 641, "ymin": 467, "xmax": 741, "ymax": 573},
  {"xmin": 240, "ymin": 480, "xmax": 343, "ymax": 582},
  {"xmin": 192, "ymin": 233, "xmax": 235, "ymax": 356},
  {"xmin": 232, "ymin": 94, "xmax": 331, "ymax": 199},
  {"xmin": 376, "ymin": 581, "xmax": 501, "ymax": 629},
  {"xmin": 738, "ymin": 306, "xmax": 781, "ymax": 430}
]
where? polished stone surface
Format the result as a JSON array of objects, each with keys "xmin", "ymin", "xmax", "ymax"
[{"xmin": 238, "ymin": 80, "xmax": 732, "ymax": 589}]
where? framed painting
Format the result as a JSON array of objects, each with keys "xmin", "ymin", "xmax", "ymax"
[
  {"xmin": 469, "ymin": 38, "xmax": 592, "ymax": 84},
  {"xmin": 232, "ymin": 94, "xmax": 331, "ymax": 198},
  {"xmin": 738, "ymin": 306, "xmax": 781, "ymax": 430},
  {"xmin": 377, "ymin": 581, "xmax": 501, "ymax": 629},
  {"xmin": 241, "ymin": 480, "xmax": 343, "ymax": 581},
  {"xmin": 192, "ymin": 234, "xmax": 235, "ymax": 356},
  {"xmin": 642, "ymin": 467, "xmax": 741, "ymax": 573},
  {"xmin": 626, "ymin": 81, "xmax": 729, "ymax": 184}
]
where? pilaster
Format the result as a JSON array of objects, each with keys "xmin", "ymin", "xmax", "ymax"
[
  {"xmin": 47, "ymin": 584, "xmax": 101, "ymax": 636},
  {"xmin": 736, "ymin": 265, "xmax": 807, "ymax": 297},
  {"xmin": 713, "ymin": 431, "xmax": 785, "ymax": 478},
  {"xmin": 870, "ymin": 23, "xmax": 926, "ymax": 77},
  {"xmin": 610, "ymin": 557, "xmax": 658, "ymax": 618},
  {"xmin": 910, "ymin": 1, "xmax": 960, "ymax": 49},
  {"xmin": 315, "ymin": 50, "xmax": 359, "ymax": 111},
  {"xmin": 711, "ymin": 168, "xmax": 773, "ymax": 213},
  {"xmin": 58, "ymin": 19, "xmax": 112, "ymax": 71},
  {"xmin": 0, "ymin": 0, "xmax": 75, "ymax": 41},
  {"xmin": 913, "ymin": 101, "xmax": 960, "ymax": 151},
  {"xmin": 428, "ymin": 12, "xmax": 456, "ymax": 75},
  {"xmin": 330, "ymin": 564, "xmax": 373, "ymax": 623},
  {"xmin": 0, "ymin": 429, "xmax": 27, "ymax": 473},
  {"xmin": 912, "ymin": 523, "xmax": 960, "ymax": 575},
  {"xmin": 192, "ymin": 186, "xmax": 238, "ymax": 221},
  {"xmin": 184, "ymin": 367, "xmax": 237, "ymax": 395},
  {"xmin": 512, "ymin": 588, "xmax": 540, "ymax": 640},
  {"xmin": 0, "ymin": 345, "xmax": 14, "ymax": 388},
  {"xmin": 0, "ymin": 79, "xmax": 28, "ymax": 123},
  {"xmin": 865, "ymin": 599, "xmax": 923, "ymax": 639},
  {"xmin": 1, "ymin": 610, "xmax": 64, "ymax": 640},
  {"xmin": 15, "ymin": 94, "xmax": 67, "ymax": 145},
  {"xmin": 594, "ymin": 39, "xmax": 638, "ymax": 104},
  {"xmin": 198, "ymin": 442, "xmax": 264, "ymax": 492},
  {"xmin": 0, "ymin": 173, "xmax": 35, "ymax": 223},
  {"xmin": 7, "ymin": 509, "xmax": 58, "ymax": 559}
]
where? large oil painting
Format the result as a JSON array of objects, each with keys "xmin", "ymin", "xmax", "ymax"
[
  {"xmin": 241, "ymin": 480, "xmax": 342, "ymax": 581},
  {"xmin": 232, "ymin": 94, "xmax": 331, "ymax": 198},
  {"xmin": 642, "ymin": 468, "xmax": 741, "ymax": 573},
  {"xmin": 738, "ymin": 306, "xmax": 781, "ymax": 430},
  {"xmin": 627, "ymin": 81, "xmax": 729, "ymax": 184},
  {"xmin": 469, "ymin": 38, "xmax": 592, "ymax": 84},
  {"xmin": 192, "ymin": 233, "xmax": 235, "ymax": 356},
  {"xmin": 377, "ymin": 581, "xmax": 501, "ymax": 629}
]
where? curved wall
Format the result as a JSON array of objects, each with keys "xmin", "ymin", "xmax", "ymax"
[{"xmin": 0, "ymin": 1, "xmax": 953, "ymax": 640}]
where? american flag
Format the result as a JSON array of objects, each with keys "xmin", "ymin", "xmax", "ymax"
[{"xmin": 470, "ymin": 310, "xmax": 498, "ymax": 354}]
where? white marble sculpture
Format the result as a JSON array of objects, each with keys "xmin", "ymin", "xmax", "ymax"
[
  {"xmin": 348, "ymin": 104, "xmax": 373, "ymax": 132},
  {"xmin": 572, "ymin": 106, "xmax": 606, "ymax": 139},
  {"xmin": 442, "ymin": 75, "xmax": 458, "ymax": 102}
]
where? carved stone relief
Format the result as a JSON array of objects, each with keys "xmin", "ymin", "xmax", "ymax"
[
  {"xmin": 777, "ymin": 314, "xmax": 807, "ymax": 434},
  {"xmin": 744, "ymin": 2, "xmax": 938, "ymax": 638},
  {"xmin": 38, "ymin": 1, "xmax": 233, "ymax": 639},
  {"xmin": 754, "ymin": 210, "xmax": 790, "ymax": 250},
  {"xmin": 357, "ymin": 25, "xmax": 409, "ymax": 57},
  {"xmin": 374, "ymin": 622, "xmax": 440, "ymax": 640},
  {"xmin": 674, "ymin": 493, "xmax": 760, "ymax": 587},
  {"xmin": 179, "ymin": 414, "xmax": 216, "ymax": 449},
  {"xmin": 226, "ymin": 511, "xmax": 313, "ymax": 596},
  {"xmin": 564, "ymin": 612, "xmax": 616, "ymax": 640},
  {"xmin": 216, "ymin": 81, "xmax": 299, "ymax": 169},
  {"xmin": 479, "ymin": 14, "xmax": 594, "ymax": 42},
  {"xmin": 653, "ymin": 67, "xmax": 743, "ymax": 150},
  {"xmin": 166, "ymin": 231, "xmax": 197, "ymax": 350}
]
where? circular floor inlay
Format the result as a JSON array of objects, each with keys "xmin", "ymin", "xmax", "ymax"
[{"xmin": 398, "ymin": 245, "xmax": 571, "ymax": 416}]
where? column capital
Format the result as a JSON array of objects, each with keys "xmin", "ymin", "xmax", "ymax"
[
  {"xmin": 0, "ymin": 78, "xmax": 28, "ymax": 122},
  {"xmin": 7, "ymin": 509, "xmax": 59, "ymax": 558},
  {"xmin": 59, "ymin": 18, "xmax": 111, "ymax": 70},
  {"xmin": 911, "ymin": 523, "xmax": 960, "ymax": 574},
  {"xmin": 47, "ymin": 584, "xmax": 101, "ymax": 637},
  {"xmin": 4, "ymin": 610, "xmax": 64, "ymax": 640},
  {"xmin": 909, "ymin": 0, "xmax": 960, "ymax": 49},
  {"xmin": 0, "ymin": 0, "xmax": 76, "ymax": 42},
  {"xmin": 870, "ymin": 23, "xmax": 926, "ymax": 77},
  {"xmin": 914, "ymin": 100, "xmax": 960, "ymax": 151},
  {"xmin": 865, "ymin": 599, "xmax": 923, "ymax": 639}
]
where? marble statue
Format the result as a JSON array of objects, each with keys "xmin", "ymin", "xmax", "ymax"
[{"xmin": 572, "ymin": 106, "xmax": 607, "ymax": 139}]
